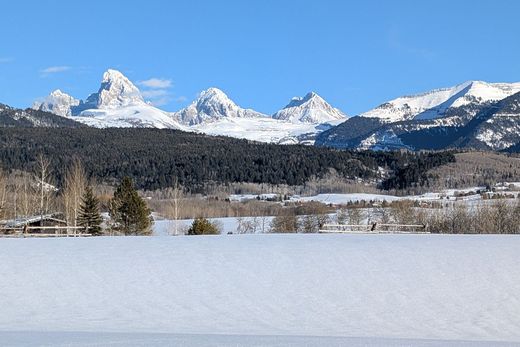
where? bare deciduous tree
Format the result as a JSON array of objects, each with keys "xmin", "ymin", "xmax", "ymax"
[
  {"xmin": 164, "ymin": 178, "xmax": 183, "ymax": 235},
  {"xmin": 35, "ymin": 154, "xmax": 53, "ymax": 224},
  {"xmin": 348, "ymin": 208, "xmax": 364, "ymax": 225},
  {"xmin": 0, "ymin": 169, "xmax": 8, "ymax": 219},
  {"xmin": 63, "ymin": 159, "xmax": 87, "ymax": 231}
]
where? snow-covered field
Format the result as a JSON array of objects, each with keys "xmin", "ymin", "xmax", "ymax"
[
  {"xmin": 285, "ymin": 185, "xmax": 518, "ymax": 205},
  {"xmin": 291, "ymin": 193, "xmax": 402, "ymax": 204},
  {"xmin": 1, "ymin": 234, "xmax": 519, "ymax": 346}
]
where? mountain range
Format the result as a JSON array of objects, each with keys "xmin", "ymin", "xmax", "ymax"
[
  {"xmin": 31, "ymin": 69, "xmax": 346, "ymax": 144},
  {"xmin": 316, "ymin": 81, "xmax": 520, "ymax": 151},
  {"xmin": 2, "ymin": 69, "xmax": 520, "ymax": 151}
]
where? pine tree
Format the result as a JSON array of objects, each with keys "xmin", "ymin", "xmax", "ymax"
[
  {"xmin": 77, "ymin": 186, "xmax": 103, "ymax": 235},
  {"xmin": 109, "ymin": 177, "xmax": 152, "ymax": 235}
]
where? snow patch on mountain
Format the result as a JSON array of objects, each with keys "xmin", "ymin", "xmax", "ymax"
[
  {"xmin": 359, "ymin": 129, "xmax": 412, "ymax": 151},
  {"xmin": 476, "ymin": 113, "xmax": 520, "ymax": 150},
  {"xmin": 272, "ymin": 92, "xmax": 346, "ymax": 124}
]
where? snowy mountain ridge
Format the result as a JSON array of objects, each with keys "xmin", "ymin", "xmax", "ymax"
[
  {"xmin": 317, "ymin": 86, "xmax": 520, "ymax": 151},
  {"xmin": 361, "ymin": 80, "xmax": 520, "ymax": 122}
]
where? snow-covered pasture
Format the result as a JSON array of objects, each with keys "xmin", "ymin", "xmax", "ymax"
[
  {"xmin": 230, "ymin": 183, "xmax": 520, "ymax": 206},
  {"xmin": 0, "ymin": 234, "xmax": 519, "ymax": 346}
]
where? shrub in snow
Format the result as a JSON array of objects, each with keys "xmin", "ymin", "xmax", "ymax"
[
  {"xmin": 187, "ymin": 217, "xmax": 220, "ymax": 235},
  {"xmin": 270, "ymin": 213, "xmax": 298, "ymax": 233}
]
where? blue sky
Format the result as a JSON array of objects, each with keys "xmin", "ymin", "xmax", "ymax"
[{"xmin": 1, "ymin": 0, "xmax": 520, "ymax": 115}]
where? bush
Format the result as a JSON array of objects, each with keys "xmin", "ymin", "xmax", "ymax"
[
  {"xmin": 270, "ymin": 212, "xmax": 298, "ymax": 233},
  {"xmin": 187, "ymin": 217, "xmax": 220, "ymax": 235}
]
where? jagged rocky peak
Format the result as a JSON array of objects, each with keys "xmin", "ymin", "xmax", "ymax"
[
  {"xmin": 174, "ymin": 87, "xmax": 266, "ymax": 126},
  {"xmin": 272, "ymin": 91, "xmax": 346, "ymax": 124},
  {"xmin": 85, "ymin": 69, "xmax": 145, "ymax": 109},
  {"xmin": 32, "ymin": 89, "xmax": 80, "ymax": 117}
]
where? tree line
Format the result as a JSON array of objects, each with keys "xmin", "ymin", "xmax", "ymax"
[{"xmin": 0, "ymin": 127, "xmax": 455, "ymax": 192}]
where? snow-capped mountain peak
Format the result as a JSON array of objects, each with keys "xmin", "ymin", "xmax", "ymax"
[
  {"xmin": 286, "ymin": 92, "xmax": 319, "ymax": 108},
  {"xmin": 174, "ymin": 87, "xmax": 267, "ymax": 126},
  {"xmin": 32, "ymin": 69, "xmax": 183, "ymax": 130},
  {"xmin": 272, "ymin": 91, "xmax": 346, "ymax": 124},
  {"xmin": 32, "ymin": 89, "xmax": 80, "ymax": 117},
  {"xmin": 84, "ymin": 69, "xmax": 145, "ymax": 109},
  {"xmin": 196, "ymin": 87, "xmax": 235, "ymax": 107}
]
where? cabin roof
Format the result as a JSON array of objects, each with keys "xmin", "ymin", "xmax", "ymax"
[{"xmin": 0, "ymin": 214, "xmax": 66, "ymax": 228}]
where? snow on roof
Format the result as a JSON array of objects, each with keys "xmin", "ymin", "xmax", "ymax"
[{"xmin": 0, "ymin": 214, "xmax": 65, "ymax": 228}]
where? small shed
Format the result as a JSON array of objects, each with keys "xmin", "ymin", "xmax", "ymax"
[{"xmin": 0, "ymin": 213, "xmax": 69, "ymax": 235}]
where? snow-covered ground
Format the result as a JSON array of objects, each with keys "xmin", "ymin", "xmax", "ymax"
[
  {"xmin": 74, "ymin": 105, "xmax": 184, "ymax": 129},
  {"xmin": 286, "ymin": 185, "xmax": 517, "ymax": 205},
  {"xmin": 1, "ymin": 234, "xmax": 519, "ymax": 346},
  {"xmin": 290, "ymin": 193, "xmax": 402, "ymax": 204},
  {"xmin": 191, "ymin": 116, "xmax": 324, "ymax": 144}
]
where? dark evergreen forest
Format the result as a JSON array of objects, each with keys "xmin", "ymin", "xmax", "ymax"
[{"xmin": 0, "ymin": 128, "xmax": 455, "ymax": 191}]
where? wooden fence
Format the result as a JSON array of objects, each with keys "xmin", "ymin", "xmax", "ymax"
[
  {"xmin": 0, "ymin": 226, "xmax": 92, "ymax": 238},
  {"xmin": 319, "ymin": 223, "xmax": 429, "ymax": 234}
]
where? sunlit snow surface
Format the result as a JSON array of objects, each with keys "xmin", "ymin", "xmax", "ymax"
[
  {"xmin": 191, "ymin": 117, "xmax": 339, "ymax": 144},
  {"xmin": 1, "ymin": 235, "xmax": 519, "ymax": 346},
  {"xmin": 75, "ymin": 105, "xmax": 185, "ymax": 129}
]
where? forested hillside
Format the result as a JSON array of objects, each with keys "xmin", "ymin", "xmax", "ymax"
[
  {"xmin": 0, "ymin": 103, "xmax": 84, "ymax": 128},
  {"xmin": 0, "ymin": 128, "xmax": 454, "ymax": 191}
]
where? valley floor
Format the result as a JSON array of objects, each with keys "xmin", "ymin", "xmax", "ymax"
[{"xmin": 0, "ymin": 234, "xmax": 519, "ymax": 346}]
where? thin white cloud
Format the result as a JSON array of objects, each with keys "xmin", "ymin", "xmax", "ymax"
[
  {"xmin": 40, "ymin": 65, "xmax": 72, "ymax": 78},
  {"xmin": 0, "ymin": 57, "xmax": 14, "ymax": 63},
  {"xmin": 138, "ymin": 76, "xmax": 176, "ymax": 107},
  {"xmin": 40, "ymin": 65, "xmax": 71, "ymax": 76},
  {"xmin": 141, "ymin": 89, "xmax": 170, "ymax": 98},
  {"xmin": 149, "ymin": 96, "xmax": 172, "ymax": 107},
  {"xmin": 175, "ymin": 96, "xmax": 187, "ymax": 103},
  {"xmin": 138, "ymin": 78, "xmax": 172, "ymax": 89}
]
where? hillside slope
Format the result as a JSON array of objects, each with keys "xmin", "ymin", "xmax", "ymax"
[{"xmin": 0, "ymin": 103, "xmax": 84, "ymax": 128}]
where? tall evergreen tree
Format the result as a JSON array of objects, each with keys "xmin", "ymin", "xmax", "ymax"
[
  {"xmin": 109, "ymin": 177, "xmax": 152, "ymax": 235},
  {"xmin": 77, "ymin": 186, "xmax": 103, "ymax": 235}
]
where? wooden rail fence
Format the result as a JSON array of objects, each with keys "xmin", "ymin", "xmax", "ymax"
[
  {"xmin": 319, "ymin": 223, "xmax": 429, "ymax": 234},
  {"xmin": 0, "ymin": 226, "xmax": 92, "ymax": 238}
]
